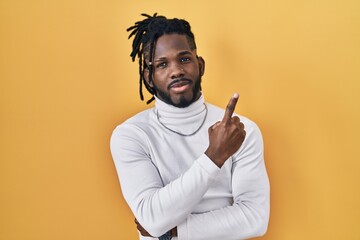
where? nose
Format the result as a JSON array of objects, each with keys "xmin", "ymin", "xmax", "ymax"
[{"xmin": 170, "ymin": 64, "xmax": 185, "ymax": 79}]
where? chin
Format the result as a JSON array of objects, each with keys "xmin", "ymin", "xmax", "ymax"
[
  {"xmin": 172, "ymin": 93, "xmax": 199, "ymax": 108},
  {"xmin": 154, "ymin": 79, "xmax": 201, "ymax": 108}
]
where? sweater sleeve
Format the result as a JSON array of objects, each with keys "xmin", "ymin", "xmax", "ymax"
[
  {"xmin": 110, "ymin": 123, "xmax": 221, "ymax": 237},
  {"xmin": 177, "ymin": 120, "xmax": 270, "ymax": 240}
]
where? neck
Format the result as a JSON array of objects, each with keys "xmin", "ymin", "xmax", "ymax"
[{"xmin": 153, "ymin": 94, "xmax": 207, "ymax": 135}]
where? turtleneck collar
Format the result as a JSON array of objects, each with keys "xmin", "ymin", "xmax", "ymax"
[{"xmin": 153, "ymin": 94, "xmax": 207, "ymax": 134}]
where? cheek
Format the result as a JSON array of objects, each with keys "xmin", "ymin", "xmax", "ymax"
[
  {"xmin": 184, "ymin": 64, "xmax": 199, "ymax": 75},
  {"xmin": 196, "ymin": 62, "xmax": 204, "ymax": 76},
  {"xmin": 193, "ymin": 66, "xmax": 202, "ymax": 77},
  {"xmin": 152, "ymin": 73, "xmax": 168, "ymax": 88},
  {"xmin": 152, "ymin": 71, "xmax": 165, "ymax": 83}
]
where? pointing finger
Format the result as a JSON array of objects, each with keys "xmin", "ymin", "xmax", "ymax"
[{"xmin": 222, "ymin": 93, "xmax": 239, "ymax": 123}]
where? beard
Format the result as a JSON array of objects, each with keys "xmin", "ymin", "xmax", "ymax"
[{"xmin": 153, "ymin": 75, "xmax": 202, "ymax": 108}]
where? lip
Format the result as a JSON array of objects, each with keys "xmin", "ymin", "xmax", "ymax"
[
  {"xmin": 170, "ymin": 83, "xmax": 191, "ymax": 93},
  {"xmin": 168, "ymin": 78, "xmax": 192, "ymax": 90}
]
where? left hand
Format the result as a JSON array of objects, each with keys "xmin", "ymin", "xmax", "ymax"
[
  {"xmin": 205, "ymin": 93, "xmax": 246, "ymax": 168},
  {"xmin": 135, "ymin": 218, "xmax": 152, "ymax": 237}
]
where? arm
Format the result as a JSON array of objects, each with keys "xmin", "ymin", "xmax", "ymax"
[
  {"xmin": 131, "ymin": 120, "xmax": 270, "ymax": 240},
  {"xmin": 177, "ymin": 121, "xmax": 270, "ymax": 240},
  {"xmin": 110, "ymin": 125, "xmax": 221, "ymax": 237},
  {"xmin": 110, "ymin": 94, "xmax": 255, "ymax": 237}
]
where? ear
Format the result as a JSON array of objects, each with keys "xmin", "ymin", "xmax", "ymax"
[
  {"xmin": 197, "ymin": 56, "xmax": 205, "ymax": 76},
  {"xmin": 143, "ymin": 68, "xmax": 153, "ymax": 88}
]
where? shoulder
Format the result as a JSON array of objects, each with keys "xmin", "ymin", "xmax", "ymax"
[{"xmin": 111, "ymin": 108, "xmax": 155, "ymax": 139}]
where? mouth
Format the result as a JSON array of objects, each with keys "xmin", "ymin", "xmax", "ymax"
[{"xmin": 168, "ymin": 79, "xmax": 192, "ymax": 90}]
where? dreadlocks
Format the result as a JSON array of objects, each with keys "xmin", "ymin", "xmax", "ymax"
[{"xmin": 127, "ymin": 13, "xmax": 197, "ymax": 104}]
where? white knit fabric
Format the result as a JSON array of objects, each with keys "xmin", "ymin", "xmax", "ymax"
[{"xmin": 110, "ymin": 95, "xmax": 270, "ymax": 240}]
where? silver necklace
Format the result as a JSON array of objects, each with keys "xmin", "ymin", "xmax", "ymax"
[{"xmin": 156, "ymin": 103, "xmax": 208, "ymax": 136}]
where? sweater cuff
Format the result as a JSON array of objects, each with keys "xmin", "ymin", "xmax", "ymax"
[{"xmin": 195, "ymin": 154, "xmax": 220, "ymax": 179}]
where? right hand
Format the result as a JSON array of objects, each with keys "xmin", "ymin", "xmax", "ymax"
[{"xmin": 205, "ymin": 93, "xmax": 246, "ymax": 168}]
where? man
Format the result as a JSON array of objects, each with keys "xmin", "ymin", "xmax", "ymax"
[{"xmin": 110, "ymin": 13, "xmax": 270, "ymax": 240}]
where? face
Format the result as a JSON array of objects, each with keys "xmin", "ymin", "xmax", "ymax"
[{"xmin": 144, "ymin": 34, "xmax": 205, "ymax": 108}]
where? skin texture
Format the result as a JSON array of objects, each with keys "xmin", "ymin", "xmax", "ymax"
[
  {"xmin": 144, "ymin": 34, "xmax": 205, "ymax": 108},
  {"xmin": 205, "ymin": 93, "xmax": 246, "ymax": 168},
  {"xmin": 138, "ymin": 34, "xmax": 246, "ymax": 237}
]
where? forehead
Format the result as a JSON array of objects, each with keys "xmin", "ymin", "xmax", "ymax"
[{"xmin": 153, "ymin": 34, "xmax": 194, "ymax": 58}]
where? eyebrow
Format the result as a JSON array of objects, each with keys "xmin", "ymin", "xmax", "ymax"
[
  {"xmin": 178, "ymin": 50, "xmax": 193, "ymax": 56},
  {"xmin": 154, "ymin": 50, "xmax": 193, "ymax": 62}
]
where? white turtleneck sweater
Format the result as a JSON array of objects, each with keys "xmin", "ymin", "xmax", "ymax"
[{"xmin": 110, "ymin": 95, "xmax": 270, "ymax": 240}]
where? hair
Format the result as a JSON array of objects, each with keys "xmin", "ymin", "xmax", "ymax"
[{"xmin": 127, "ymin": 13, "xmax": 197, "ymax": 104}]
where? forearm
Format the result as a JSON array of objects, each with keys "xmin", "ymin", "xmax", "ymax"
[
  {"xmin": 176, "ymin": 200, "xmax": 269, "ymax": 240},
  {"xmin": 177, "ymin": 200, "xmax": 269, "ymax": 240},
  {"xmin": 121, "ymin": 154, "xmax": 220, "ymax": 237},
  {"xmin": 178, "ymin": 168, "xmax": 270, "ymax": 240},
  {"xmin": 178, "ymin": 121, "xmax": 270, "ymax": 240}
]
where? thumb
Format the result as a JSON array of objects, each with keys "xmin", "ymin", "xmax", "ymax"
[{"xmin": 211, "ymin": 121, "xmax": 221, "ymax": 130}]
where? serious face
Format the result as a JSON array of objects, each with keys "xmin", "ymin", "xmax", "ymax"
[{"xmin": 144, "ymin": 34, "xmax": 205, "ymax": 108}]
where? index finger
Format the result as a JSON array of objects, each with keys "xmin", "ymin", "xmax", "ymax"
[{"xmin": 222, "ymin": 93, "xmax": 239, "ymax": 123}]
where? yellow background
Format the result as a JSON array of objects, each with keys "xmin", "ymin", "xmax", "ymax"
[{"xmin": 1, "ymin": 0, "xmax": 359, "ymax": 239}]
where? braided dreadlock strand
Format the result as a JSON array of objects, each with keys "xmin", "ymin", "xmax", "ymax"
[{"xmin": 127, "ymin": 13, "xmax": 197, "ymax": 104}]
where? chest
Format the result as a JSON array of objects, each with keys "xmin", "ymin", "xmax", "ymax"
[
  {"xmin": 146, "ymin": 129, "xmax": 233, "ymax": 190},
  {"xmin": 148, "ymin": 131, "xmax": 208, "ymax": 181}
]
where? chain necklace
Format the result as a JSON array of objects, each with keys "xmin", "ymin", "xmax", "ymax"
[{"xmin": 156, "ymin": 103, "xmax": 208, "ymax": 136}]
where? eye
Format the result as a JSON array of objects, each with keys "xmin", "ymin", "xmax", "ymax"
[
  {"xmin": 156, "ymin": 62, "xmax": 167, "ymax": 68},
  {"xmin": 180, "ymin": 57, "xmax": 191, "ymax": 63}
]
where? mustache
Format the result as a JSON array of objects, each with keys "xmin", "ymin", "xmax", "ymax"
[{"xmin": 167, "ymin": 78, "xmax": 192, "ymax": 90}]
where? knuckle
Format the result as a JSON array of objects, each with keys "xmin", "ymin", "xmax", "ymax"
[{"xmin": 232, "ymin": 116, "xmax": 240, "ymax": 123}]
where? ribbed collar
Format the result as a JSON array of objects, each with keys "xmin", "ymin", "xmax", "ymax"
[{"xmin": 153, "ymin": 94, "xmax": 207, "ymax": 134}]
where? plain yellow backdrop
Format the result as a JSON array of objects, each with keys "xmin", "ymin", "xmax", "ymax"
[{"xmin": 1, "ymin": 0, "xmax": 359, "ymax": 239}]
